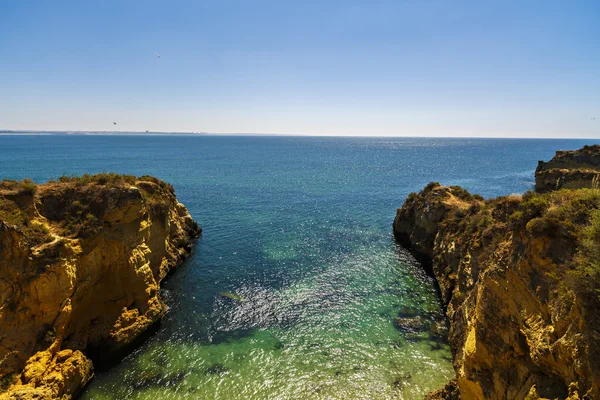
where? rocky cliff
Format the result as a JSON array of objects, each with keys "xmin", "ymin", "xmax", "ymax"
[
  {"xmin": 394, "ymin": 148, "xmax": 600, "ymax": 399},
  {"xmin": 535, "ymin": 145, "xmax": 600, "ymax": 193},
  {"xmin": 0, "ymin": 174, "xmax": 201, "ymax": 399}
]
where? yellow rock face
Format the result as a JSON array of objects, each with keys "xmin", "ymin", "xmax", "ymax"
[
  {"xmin": 394, "ymin": 182, "xmax": 599, "ymax": 400},
  {"xmin": 535, "ymin": 145, "xmax": 600, "ymax": 193},
  {"xmin": 0, "ymin": 349, "xmax": 93, "ymax": 400},
  {"xmin": 0, "ymin": 175, "xmax": 201, "ymax": 399}
]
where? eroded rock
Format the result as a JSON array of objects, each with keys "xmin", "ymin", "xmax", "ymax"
[
  {"xmin": 0, "ymin": 174, "xmax": 201, "ymax": 399},
  {"xmin": 394, "ymin": 150, "xmax": 600, "ymax": 399}
]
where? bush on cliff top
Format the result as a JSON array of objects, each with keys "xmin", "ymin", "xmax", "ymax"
[
  {"xmin": 499, "ymin": 189, "xmax": 600, "ymax": 356},
  {"xmin": 571, "ymin": 206, "xmax": 600, "ymax": 344},
  {"xmin": 0, "ymin": 198, "xmax": 27, "ymax": 227},
  {"xmin": 425, "ymin": 185, "xmax": 600, "ymax": 374},
  {"xmin": 436, "ymin": 185, "xmax": 600, "ymax": 310},
  {"xmin": 1, "ymin": 174, "xmax": 175, "ymax": 242},
  {"xmin": 0, "ymin": 178, "xmax": 37, "ymax": 195},
  {"xmin": 574, "ymin": 208, "xmax": 600, "ymax": 295},
  {"xmin": 0, "ymin": 185, "xmax": 51, "ymax": 246},
  {"xmin": 138, "ymin": 175, "xmax": 175, "ymax": 194},
  {"xmin": 49, "ymin": 174, "xmax": 174, "ymax": 237},
  {"xmin": 62, "ymin": 200, "xmax": 102, "ymax": 238},
  {"xmin": 19, "ymin": 178, "xmax": 37, "ymax": 195},
  {"xmin": 54, "ymin": 172, "xmax": 137, "ymax": 186},
  {"xmin": 504, "ymin": 189, "xmax": 600, "ymax": 297},
  {"xmin": 50, "ymin": 173, "xmax": 175, "ymax": 194}
]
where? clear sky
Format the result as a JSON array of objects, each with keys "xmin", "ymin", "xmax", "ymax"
[{"xmin": 1, "ymin": 0, "xmax": 599, "ymax": 137}]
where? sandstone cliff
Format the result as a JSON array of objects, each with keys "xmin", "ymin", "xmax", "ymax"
[
  {"xmin": 536, "ymin": 145, "xmax": 600, "ymax": 193},
  {"xmin": 0, "ymin": 174, "xmax": 201, "ymax": 399},
  {"xmin": 394, "ymin": 149, "xmax": 600, "ymax": 399}
]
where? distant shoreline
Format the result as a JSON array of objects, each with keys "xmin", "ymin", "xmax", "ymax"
[
  {"xmin": 0, "ymin": 130, "xmax": 211, "ymax": 136},
  {"xmin": 0, "ymin": 130, "xmax": 599, "ymax": 139}
]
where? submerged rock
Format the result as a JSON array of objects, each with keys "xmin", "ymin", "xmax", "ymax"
[
  {"xmin": 0, "ymin": 174, "xmax": 201, "ymax": 399},
  {"xmin": 424, "ymin": 379, "xmax": 460, "ymax": 400},
  {"xmin": 204, "ymin": 363, "xmax": 229, "ymax": 375},
  {"xmin": 273, "ymin": 340, "xmax": 285, "ymax": 350},
  {"xmin": 390, "ymin": 373, "xmax": 412, "ymax": 390},
  {"xmin": 394, "ymin": 316, "xmax": 429, "ymax": 334},
  {"xmin": 219, "ymin": 291, "xmax": 247, "ymax": 302},
  {"xmin": 429, "ymin": 321, "xmax": 449, "ymax": 343},
  {"xmin": 395, "ymin": 306, "xmax": 448, "ymax": 343}
]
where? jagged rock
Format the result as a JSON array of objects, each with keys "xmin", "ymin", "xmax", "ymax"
[
  {"xmin": 425, "ymin": 379, "xmax": 460, "ymax": 400},
  {"xmin": 394, "ymin": 151, "xmax": 600, "ymax": 399},
  {"xmin": 0, "ymin": 174, "xmax": 201, "ymax": 399},
  {"xmin": 535, "ymin": 145, "xmax": 600, "ymax": 193},
  {"xmin": 0, "ymin": 350, "xmax": 93, "ymax": 400}
]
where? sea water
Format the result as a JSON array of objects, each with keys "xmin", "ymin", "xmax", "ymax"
[{"xmin": 0, "ymin": 135, "xmax": 594, "ymax": 399}]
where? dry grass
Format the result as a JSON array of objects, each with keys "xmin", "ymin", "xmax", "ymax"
[{"xmin": 1, "ymin": 173, "xmax": 175, "ymax": 242}]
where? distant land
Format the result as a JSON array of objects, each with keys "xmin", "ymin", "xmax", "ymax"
[
  {"xmin": 0, "ymin": 130, "xmax": 211, "ymax": 136},
  {"xmin": 1, "ymin": 130, "xmax": 599, "ymax": 139},
  {"xmin": 0, "ymin": 130, "xmax": 322, "ymax": 137}
]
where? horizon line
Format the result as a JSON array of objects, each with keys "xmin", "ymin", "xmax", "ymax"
[{"xmin": 0, "ymin": 129, "xmax": 599, "ymax": 140}]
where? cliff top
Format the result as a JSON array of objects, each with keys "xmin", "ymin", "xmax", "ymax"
[
  {"xmin": 537, "ymin": 144, "xmax": 600, "ymax": 172},
  {"xmin": 0, "ymin": 173, "xmax": 179, "ymax": 246},
  {"xmin": 535, "ymin": 144, "xmax": 600, "ymax": 193},
  {"xmin": 0, "ymin": 173, "xmax": 200, "ymax": 399},
  {"xmin": 394, "ymin": 181, "xmax": 600, "ymax": 398}
]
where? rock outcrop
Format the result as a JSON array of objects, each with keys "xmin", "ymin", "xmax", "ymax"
[
  {"xmin": 535, "ymin": 145, "xmax": 600, "ymax": 193},
  {"xmin": 0, "ymin": 174, "xmax": 201, "ymax": 399},
  {"xmin": 394, "ymin": 147, "xmax": 600, "ymax": 399}
]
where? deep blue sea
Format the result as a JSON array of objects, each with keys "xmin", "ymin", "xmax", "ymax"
[{"xmin": 0, "ymin": 135, "xmax": 596, "ymax": 399}]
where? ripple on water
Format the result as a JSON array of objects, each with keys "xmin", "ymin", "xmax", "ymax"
[
  {"xmin": 3, "ymin": 135, "xmax": 593, "ymax": 399},
  {"xmin": 83, "ymin": 241, "xmax": 454, "ymax": 400}
]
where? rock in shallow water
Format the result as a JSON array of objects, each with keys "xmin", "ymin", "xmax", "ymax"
[{"xmin": 394, "ymin": 316, "xmax": 430, "ymax": 334}]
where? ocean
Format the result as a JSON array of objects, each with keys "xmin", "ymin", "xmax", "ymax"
[{"xmin": 0, "ymin": 135, "xmax": 595, "ymax": 399}]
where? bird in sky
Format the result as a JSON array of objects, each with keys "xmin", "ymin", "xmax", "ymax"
[
  {"xmin": 155, "ymin": 52, "xmax": 160, "ymax": 58},
  {"xmin": 113, "ymin": 122, "xmax": 117, "ymax": 125},
  {"xmin": 592, "ymin": 117, "xmax": 596, "ymax": 120}
]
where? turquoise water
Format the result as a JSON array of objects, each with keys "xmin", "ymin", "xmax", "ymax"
[{"xmin": 0, "ymin": 135, "xmax": 596, "ymax": 399}]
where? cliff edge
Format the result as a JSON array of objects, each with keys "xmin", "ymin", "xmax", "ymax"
[
  {"xmin": 394, "ymin": 147, "xmax": 600, "ymax": 399},
  {"xmin": 535, "ymin": 145, "xmax": 600, "ymax": 193},
  {"xmin": 0, "ymin": 174, "xmax": 201, "ymax": 399}
]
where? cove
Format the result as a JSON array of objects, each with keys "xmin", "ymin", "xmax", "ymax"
[{"xmin": 0, "ymin": 135, "xmax": 595, "ymax": 399}]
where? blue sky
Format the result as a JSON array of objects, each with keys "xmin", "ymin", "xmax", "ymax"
[{"xmin": 1, "ymin": 0, "xmax": 599, "ymax": 137}]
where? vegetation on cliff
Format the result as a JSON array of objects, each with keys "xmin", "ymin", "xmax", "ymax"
[
  {"xmin": 394, "ymin": 146, "xmax": 600, "ymax": 400},
  {"xmin": 440, "ymin": 186, "xmax": 600, "ymax": 315},
  {"xmin": 535, "ymin": 145, "xmax": 600, "ymax": 193},
  {"xmin": 0, "ymin": 174, "xmax": 201, "ymax": 399}
]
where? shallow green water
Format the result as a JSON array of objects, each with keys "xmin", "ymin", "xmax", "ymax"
[
  {"xmin": 2, "ymin": 135, "xmax": 593, "ymax": 399},
  {"xmin": 84, "ymin": 243, "xmax": 453, "ymax": 400}
]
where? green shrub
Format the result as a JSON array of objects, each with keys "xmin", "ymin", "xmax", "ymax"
[
  {"xmin": 56, "ymin": 173, "xmax": 136, "ymax": 187},
  {"xmin": 0, "ymin": 198, "xmax": 26, "ymax": 226},
  {"xmin": 63, "ymin": 210, "xmax": 101, "ymax": 238},
  {"xmin": 450, "ymin": 186, "xmax": 476, "ymax": 201},
  {"xmin": 525, "ymin": 217, "xmax": 547, "ymax": 234},
  {"xmin": 570, "ymin": 208, "xmax": 600, "ymax": 304},
  {"xmin": 508, "ymin": 193, "xmax": 549, "ymax": 227},
  {"xmin": 19, "ymin": 178, "xmax": 37, "ymax": 195},
  {"xmin": 0, "ymin": 180, "xmax": 19, "ymax": 191},
  {"xmin": 139, "ymin": 175, "xmax": 175, "ymax": 193},
  {"xmin": 424, "ymin": 182, "xmax": 440, "ymax": 191}
]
